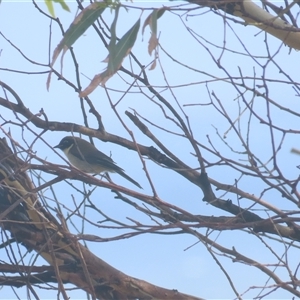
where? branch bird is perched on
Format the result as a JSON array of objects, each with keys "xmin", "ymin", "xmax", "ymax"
[{"xmin": 54, "ymin": 136, "xmax": 142, "ymax": 189}]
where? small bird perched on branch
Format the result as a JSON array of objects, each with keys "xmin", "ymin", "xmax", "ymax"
[{"xmin": 54, "ymin": 136, "xmax": 142, "ymax": 189}]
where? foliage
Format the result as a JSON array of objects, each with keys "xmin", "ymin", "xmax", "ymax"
[{"xmin": 44, "ymin": 0, "xmax": 70, "ymax": 17}]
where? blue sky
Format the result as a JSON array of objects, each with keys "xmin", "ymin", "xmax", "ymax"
[{"xmin": 0, "ymin": 1, "xmax": 300, "ymax": 299}]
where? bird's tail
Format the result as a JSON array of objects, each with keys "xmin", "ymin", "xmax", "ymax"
[{"xmin": 117, "ymin": 170, "xmax": 142, "ymax": 189}]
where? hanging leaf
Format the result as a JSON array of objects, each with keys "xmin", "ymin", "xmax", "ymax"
[
  {"xmin": 80, "ymin": 17, "xmax": 141, "ymax": 97},
  {"xmin": 50, "ymin": 2, "xmax": 107, "ymax": 67},
  {"xmin": 108, "ymin": 4, "xmax": 120, "ymax": 51},
  {"xmin": 53, "ymin": 0, "xmax": 70, "ymax": 12},
  {"xmin": 45, "ymin": 0, "xmax": 55, "ymax": 17},
  {"xmin": 79, "ymin": 71, "xmax": 111, "ymax": 97},
  {"xmin": 44, "ymin": 0, "xmax": 70, "ymax": 18},
  {"xmin": 107, "ymin": 18, "xmax": 140, "ymax": 74},
  {"xmin": 142, "ymin": 8, "xmax": 167, "ymax": 55},
  {"xmin": 47, "ymin": 2, "xmax": 107, "ymax": 90}
]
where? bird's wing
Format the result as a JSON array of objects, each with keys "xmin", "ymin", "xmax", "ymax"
[
  {"xmin": 71, "ymin": 140, "xmax": 141, "ymax": 188},
  {"xmin": 90, "ymin": 152, "xmax": 124, "ymax": 173}
]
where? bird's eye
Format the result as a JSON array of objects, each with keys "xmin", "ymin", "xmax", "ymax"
[{"xmin": 60, "ymin": 140, "xmax": 68, "ymax": 147}]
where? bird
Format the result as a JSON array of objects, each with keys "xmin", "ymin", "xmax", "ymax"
[{"xmin": 54, "ymin": 136, "xmax": 142, "ymax": 189}]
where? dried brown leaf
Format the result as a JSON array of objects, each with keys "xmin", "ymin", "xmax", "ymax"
[{"xmin": 79, "ymin": 71, "xmax": 112, "ymax": 97}]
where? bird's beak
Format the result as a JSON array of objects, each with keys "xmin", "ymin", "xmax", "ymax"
[{"xmin": 54, "ymin": 144, "xmax": 60, "ymax": 149}]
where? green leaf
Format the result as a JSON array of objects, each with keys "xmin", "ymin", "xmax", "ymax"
[
  {"xmin": 109, "ymin": 4, "xmax": 120, "ymax": 51},
  {"xmin": 47, "ymin": 2, "xmax": 107, "ymax": 91},
  {"xmin": 80, "ymin": 17, "xmax": 141, "ymax": 97},
  {"xmin": 107, "ymin": 18, "xmax": 141, "ymax": 74},
  {"xmin": 61, "ymin": 2, "xmax": 106, "ymax": 48},
  {"xmin": 52, "ymin": 0, "xmax": 70, "ymax": 12},
  {"xmin": 44, "ymin": 0, "xmax": 70, "ymax": 17},
  {"xmin": 44, "ymin": 0, "xmax": 55, "ymax": 17},
  {"xmin": 50, "ymin": 2, "xmax": 106, "ymax": 67}
]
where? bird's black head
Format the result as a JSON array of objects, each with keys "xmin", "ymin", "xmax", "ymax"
[{"xmin": 54, "ymin": 136, "xmax": 75, "ymax": 150}]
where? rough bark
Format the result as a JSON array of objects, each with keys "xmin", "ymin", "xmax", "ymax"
[{"xmin": 0, "ymin": 138, "xmax": 203, "ymax": 300}]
